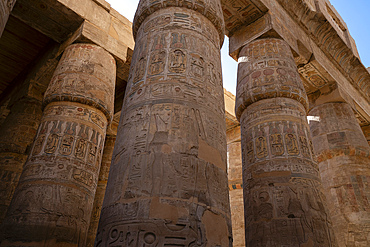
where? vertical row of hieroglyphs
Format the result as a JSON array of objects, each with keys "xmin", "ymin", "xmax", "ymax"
[
  {"xmin": 86, "ymin": 123, "xmax": 117, "ymax": 247},
  {"xmin": 235, "ymin": 38, "xmax": 338, "ymax": 246},
  {"xmin": 96, "ymin": 0, "xmax": 232, "ymax": 246},
  {"xmin": 0, "ymin": 43, "xmax": 116, "ymax": 246}
]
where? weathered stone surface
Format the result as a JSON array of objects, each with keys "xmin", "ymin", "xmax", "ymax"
[
  {"xmin": 362, "ymin": 124, "xmax": 370, "ymax": 146},
  {"xmin": 0, "ymin": 97, "xmax": 42, "ymax": 223},
  {"xmin": 227, "ymin": 141, "xmax": 245, "ymax": 247},
  {"xmin": 236, "ymin": 38, "xmax": 337, "ymax": 246},
  {"xmin": 0, "ymin": 43, "xmax": 115, "ymax": 246},
  {"xmin": 86, "ymin": 124, "xmax": 117, "ymax": 247},
  {"xmin": 309, "ymin": 102, "xmax": 370, "ymax": 247},
  {"xmin": 0, "ymin": 0, "xmax": 15, "ymax": 38},
  {"xmin": 96, "ymin": 1, "xmax": 232, "ymax": 246}
]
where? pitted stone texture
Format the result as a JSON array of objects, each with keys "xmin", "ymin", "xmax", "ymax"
[
  {"xmin": 1, "ymin": 43, "xmax": 115, "ymax": 246},
  {"xmin": 309, "ymin": 102, "xmax": 370, "ymax": 247},
  {"xmin": 235, "ymin": 38, "xmax": 308, "ymax": 120},
  {"xmin": 133, "ymin": 0, "xmax": 225, "ymax": 46},
  {"xmin": 236, "ymin": 38, "xmax": 337, "ymax": 246},
  {"xmin": 0, "ymin": 97, "xmax": 42, "ymax": 223},
  {"xmin": 239, "ymin": 97, "xmax": 336, "ymax": 246},
  {"xmin": 0, "ymin": 102, "xmax": 107, "ymax": 246},
  {"xmin": 96, "ymin": 5, "xmax": 232, "ymax": 247},
  {"xmin": 0, "ymin": 0, "xmax": 15, "ymax": 37},
  {"xmin": 86, "ymin": 131, "xmax": 117, "ymax": 247},
  {"xmin": 44, "ymin": 44, "xmax": 116, "ymax": 122},
  {"xmin": 227, "ymin": 141, "xmax": 245, "ymax": 247}
]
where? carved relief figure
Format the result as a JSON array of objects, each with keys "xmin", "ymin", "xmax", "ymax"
[
  {"xmin": 169, "ymin": 50, "xmax": 186, "ymax": 73},
  {"xmin": 269, "ymin": 122, "xmax": 284, "ymax": 156},
  {"xmin": 255, "ymin": 126, "xmax": 268, "ymax": 159},
  {"xmin": 190, "ymin": 54, "xmax": 204, "ymax": 78}
]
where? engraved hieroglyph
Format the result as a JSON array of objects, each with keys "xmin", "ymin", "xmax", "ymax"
[
  {"xmin": 86, "ymin": 125, "xmax": 117, "ymax": 247},
  {"xmin": 309, "ymin": 102, "xmax": 370, "ymax": 247},
  {"xmin": 236, "ymin": 38, "xmax": 337, "ymax": 246},
  {"xmin": 96, "ymin": 0, "xmax": 232, "ymax": 246},
  {"xmin": 0, "ymin": 44, "xmax": 116, "ymax": 246}
]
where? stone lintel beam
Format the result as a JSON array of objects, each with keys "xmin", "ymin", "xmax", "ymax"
[
  {"xmin": 270, "ymin": 0, "xmax": 370, "ymax": 112},
  {"xmin": 229, "ymin": 1, "xmax": 370, "ymax": 130},
  {"xmin": 0, "ymin": 42, "xmax": 61, "ymax": 107},
  {"xmin": 226, "ymin": 126, "xmax": 241, "ymax": 144},
  {"xmin": 308, "ymin": 84, "xmax": 355, "ymax": 111}
]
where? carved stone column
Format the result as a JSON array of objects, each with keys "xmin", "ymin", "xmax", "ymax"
[
  {"xmin": 96, "ymin": 0, "xmax": 232, "ymax": 246},
  {"xmin": 236, "ymin": 38, "xmax": 337, "ymax": 246},
  {"xmin": 309, "ymin": 102, "xmax": 370, "ymax": 246},
  {"xmin": 86, "ymin": 124, "xmax": 117, "ymax": 247},
  {"xmin": 0, "ymin": 97, "xmax": 42, "ymax": 223},
  {"xmin": 227, "ymin": 140, "xmax": 245, "ymax": 247},
  {"xmin": 0, "ymin": 0, "xmax": 15, "ymax": 37},
  {"xmin": 0, "ymin": 43, "xmax": 115, "ymax": 246}
]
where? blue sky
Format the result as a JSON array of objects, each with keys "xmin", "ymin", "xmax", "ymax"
[{"xmin": 107, "ymin": 0, "xmax": 369, "ymax": 95}]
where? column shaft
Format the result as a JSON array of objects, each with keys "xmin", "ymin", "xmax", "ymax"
[
  {"xmin": 227, "ymin": 140, "xmax": 245, "ymax": 247},
  {"xmin": 0, "ymin": 97, "xmax": 42, "ymax": 223},
  {"xmin": 309, "ymin": 102, "xmax": 370, "ymax": 246},
  {"xmin": 0, "ymin": 44, "xmax": 116, "ymax": 246},
  {"xmin": 0, "ymin": 0, "xmax": 15, "ymax": 37},
  {"xmin": 236, "ymin": 38, "xmax": 337, "ymax": 246},
  {"xmin": 96, "ymin": 0, "xmax": 232, "ymax": 246},
  {"xmin": 86, "ymin": 130, "xmax": 117, "ymax": 247}
]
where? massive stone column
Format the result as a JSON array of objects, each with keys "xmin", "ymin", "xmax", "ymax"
[
  {"xmin": 0, "ymin": 97, "xmax": 42, "ymax": 223},
  {"xmin": 227, "ymin": 140, "xmax": 245, "ymax": 247},
  {"xmin": 0, "ymin": 43, "xmax": 116, "ymax": 246},
  {"xmin": 96, "ymin": 0, "xmax": 232, "ymax": 246},
  {"xmin": 309, "ymin": 102, "xmax": 370, "ymax": 246},
  {"xmin": 0, "ymin": 0, "xmax": 15, "ymax": 37},
  {"xmin": 235, "ymin": 38, "xmax": 337, "ymax": 246},
  {"xmin": 86, "ymin": 124, "xmax": 117, "ymax": 247}
]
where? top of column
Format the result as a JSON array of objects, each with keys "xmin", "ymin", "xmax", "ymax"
[{"xmin": 132, "ymin": 0, "xmax": 225, "ymax": 46}]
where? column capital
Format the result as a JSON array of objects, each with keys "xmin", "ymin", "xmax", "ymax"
[
  {"xmin": 43, "ymin": 43, "xmax": 116, "ymax": 124},
  {"xmin": 132, "ymin": 0, "xmax": 225, "ymax": 47},
  {"xmin": 235, "ymin": 38, "xmax": 308, "ymax": 120}
]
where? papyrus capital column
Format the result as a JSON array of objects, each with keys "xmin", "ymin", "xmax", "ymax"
[
  {"xmin": 0, "ymin": 43, "xmax": 116, "ymax": 246},
  {"xmin": 0, "ymin": 0, "xmax": 15, "ymax": 37},
  {"xmin": 96, "ymin": 0, "xmax": 232, "ymax": 246},
  {"xmin": 309, "ymin": 102, "xmax": 370, "ymax": 246},
  {"xmin": 236, "ymin": 38, "xmax": 337, "ymax": 246}
]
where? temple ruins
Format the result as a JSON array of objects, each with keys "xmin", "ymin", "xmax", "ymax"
[{"xmin": 0, "ymin": 0, "xmax": 369, "ymax": 246}]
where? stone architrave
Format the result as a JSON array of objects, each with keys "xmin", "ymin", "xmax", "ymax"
[
  {"xmin": 95, "ymin": 0, "xmax": 232, "ymax": 246},
  {"xmin": 86, "ymin": 124, "xmax": 117, "ymax": 247},
  {"xmin": 235, "ymin": 38, "xmax": 337, "ymax": 246},
  {"xmin": 309, "ymin": 102, "xmax": 370, "ymax": 246},
  {"xmin": 227, "ymin": 140, "xmax": 245, "ymax": 247},
  {"xmin": 0, "ymin": 97, "xmax": 42, "ymax": 223},
  {"xmin": 0, "ymin": 43, "xmax": 116, "ymax": 246},
  {"xmin": 0, "ymin": 0, "xmax": 15, "ymax": 37}
]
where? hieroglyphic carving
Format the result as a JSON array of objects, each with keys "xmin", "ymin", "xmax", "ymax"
[
  {"xmin": 237, "ymin": 39, "xmax": 337, "ymax": 246},
  {"xmin": 1, "ymin": 44, "xmax": 114, "ymax": 246},
  {"xmin": 98, "ymin": 3, "xmax": 231, "ymax": 246},
  {"xmin": 309, "ymin": 102, "xmax": 370, "ymax": 246}
]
